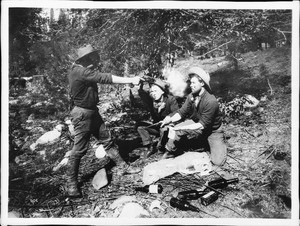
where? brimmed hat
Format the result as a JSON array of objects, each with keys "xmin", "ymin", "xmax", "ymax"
[
  {"xmin": 150, "ymin": 79, "xmax": 168, "ymax": 93},
  {"xmin": 75, "ymin": 44, "xmax": 99, "ymax": 63},
  {"xmin": 188, "ymin": 67, "xmax": 212, "ymax": 93}
]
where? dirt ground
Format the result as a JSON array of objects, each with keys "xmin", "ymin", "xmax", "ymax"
[{"xmin": 8, "ymin": 46, "xmax": 292, "ymax": 220}]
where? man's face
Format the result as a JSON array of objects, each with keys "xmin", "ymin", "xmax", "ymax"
[
  {"xmin": 150, "ymin": 85, "xmax": 164, "ymax": 101},
  {"xmin": 190, "ymin": 76, "xmax": 204, "ymax": 94}
]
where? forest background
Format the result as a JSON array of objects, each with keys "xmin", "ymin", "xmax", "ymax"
[{"xmin": 2, "ymin": 1, "xmax": 299, "ymax": 225}]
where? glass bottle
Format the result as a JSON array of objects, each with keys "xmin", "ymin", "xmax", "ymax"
[
  {"xmin": 134, "ymin": 184, "xmax": 163, "ymax": 194},
  {"xmin": 207, "ymin": 177, "xmax": 239, "ymax": 189},
  {"xmin": 170, "ymin": 197, "xmax": 200, "ymax": 212},
  {"xmin": 177, "ymin": 189, "xmax": 208, "ymax": 200}
]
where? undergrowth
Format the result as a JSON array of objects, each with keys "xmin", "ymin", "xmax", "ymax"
[{"xmin": 8, "ymin": 46, "xmax": 292, "ymax": 218}]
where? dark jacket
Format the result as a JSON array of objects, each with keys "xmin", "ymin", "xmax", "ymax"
[
  {"xmin": 177, "ymin": 89, "xmax": 222, "ymax": 132},
  {"xmin": 138, "ymin": 88, "xmax": 179, "ymax": 123},
  {"xmin": 68, "ymin": 66, "xmax": 112, "ymax": 109}
]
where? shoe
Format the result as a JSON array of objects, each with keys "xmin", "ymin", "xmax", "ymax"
[
  {"xmin": 161, "ymin": 151, "xmax": 175, "ymax": 160},
  {"xmin": 65, "ymin": 181, "xmax": 82, "ymax": 198},
  {"xmin": 145, "ymin": 144, "xmax": 157, "ymax": 158},
  {"xmin": 156, "ymin": 146, "xmax": 166, "ymax": 155}
]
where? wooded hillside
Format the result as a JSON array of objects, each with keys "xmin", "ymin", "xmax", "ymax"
[{"xmin": 6, "ymin": 6, "xmax": 295, "ymax": 222}]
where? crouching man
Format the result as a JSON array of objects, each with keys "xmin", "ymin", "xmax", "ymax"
[
  {"xmin": 137, "ymin": 79, "xmax": 179, "ymax": 157},
  {"xmin": 161, "ymin": 67, "xmax": 227, "ymax": 166}
]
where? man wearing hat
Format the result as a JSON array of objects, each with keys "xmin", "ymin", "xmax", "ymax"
[
  {"xmin": 137, "ymin": 79, "xmax": 180, "ymax": 157},
  {"xmin": 67, "ymin": 44, "xmax": 142, "ymax": 197},
  {"xmin": 161, "ymin": 67, "xmax": 227, "ymax": 166}
]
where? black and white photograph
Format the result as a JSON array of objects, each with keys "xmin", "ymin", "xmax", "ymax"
[{"xmin": 1, "ymin": 1, "xmax": 299, "ymax": 226}]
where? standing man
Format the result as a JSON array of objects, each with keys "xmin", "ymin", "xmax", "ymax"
[
  {"xmin": 161, "ymin": 67, "xmax": 227, "ymax": 166},
  {"xmin": 66, "ymin": 44, "xmax": 142, "ymax": 197},
  {"xmin": 137, "ymin": 79, "xmax": 179, "ymax": 157}
]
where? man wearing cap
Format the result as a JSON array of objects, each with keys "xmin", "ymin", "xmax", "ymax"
[
  {"xmin": 161, "ymin": 67, "xmax": 227, "ymax": 166},
  {"xmin": 66, "ymin": 44, "xmax": 142, "ymax": 197},
  {"xmin": 137, "ymin": 79, "xmax": 179, "ymax": 157}
]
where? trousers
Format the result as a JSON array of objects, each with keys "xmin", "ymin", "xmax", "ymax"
[
  {"xmin": 137, "ymin": 122, "xmax": 169, "ymax": 149},
  {"xmin": 67, "ymin": 106, "xmax": 112, "ymax": 182},
  {"xmin": 165, "ymin": 121, "xmax": 227, "ymax": 166}
]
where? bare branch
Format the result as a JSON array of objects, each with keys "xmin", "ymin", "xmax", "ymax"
[
  {"xmin": 272, "ymin": 27, "xmax": 287, "ymax": 41},
  {"xmin": 198, "ymin": 40, "xmax": 233, "ymax": 58}
]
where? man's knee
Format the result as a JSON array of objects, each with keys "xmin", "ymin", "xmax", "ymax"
[{"xmin": 137, "ymin": 126, "xmax": 143, "ymax": 132}]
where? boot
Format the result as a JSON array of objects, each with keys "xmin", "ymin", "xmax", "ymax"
[
  {"xmin": 106, "ymin": 146, "xmax": 141, "ymax": 175},
  {"xmin": 65, "ymin": 158, "xmax": 82, "ymax": 198},
  {"xmin": 106, "ymin": 146, "xmax": 127, "ymax": 166},
  {"xmin": 65, "ymin": 180, "xmax": 81, "ymax": 198}
]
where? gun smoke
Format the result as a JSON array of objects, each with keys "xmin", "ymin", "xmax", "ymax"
[{"xmin": 163, "ymin": 67, "xmax": 190, "ymax": 98}]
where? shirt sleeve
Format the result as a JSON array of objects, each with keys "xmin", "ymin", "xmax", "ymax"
[
  {"xmin": 168, "ymin": 96, "xmax": 180, "ymax": 115},
  {"xmin": 177, "ymin": 94, "xmax": 193, "ymax": 119},
  {"xmin": 77, "ymin": 67, "xmax": 113, "ymax": 84},
  {"xmin": 197, "ymin": 99, "xmax": 219, "ymax": 129}
]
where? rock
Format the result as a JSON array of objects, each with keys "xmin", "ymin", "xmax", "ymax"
[
  {"xmin": 39, "ymin": 150, "xmax": 46, "ymax": 160},
  {"xmin": 260, "ymin": 95, "xmax": 267, "ymax": 102},
  {"xmin": 110, "ymin": 195, "xmax": 138, "ymax": 210},
  {"xmin": 217, "ymin": 62, "xmax": 224, "ymax": 67},
  {"xmin": 142, "ymin": 152, "xmax": 212, "ymax": 185},
  {"xmin": 257, "ymin": 107, "xmax": 264, "ymax": 112},
  {"xmin": 27, "ymin": 113, "xmax": 35, "ymax": 121},
  {"xmin": 9, "ymin": 99, "xmax": 19, "ymax": 105},
  {"xmin": 92, "ymin": 168, "xmax": 108, "ymax": 190},
  {"xmin": 30, "ymin": 124, "xmax": 64, "ymax": 151},
  {"xmin": 243, "ymin": 94, "xmax": 259, "ymax": 108},
  {"xmin": 53, "ymin": 157, "xmax": 69, "ymax": 172},
  {"xmin": 95, "ymin": 145, "xmax": 107, "ymax": 159},
  {"xmin": 149, "ymin": 200, "xmax": 164, "ymax": 212},
  {"xmin": 64, "ymin": 150, "xmax": 71, "ymax": 158},
  {"xmin": 8, "ymin": 211, "xmax": 20, "ymax": 218},
  {"xmin": 267, "ymin": 127, "xmax": 278, "ymax": 134},
  {"xmin": 253, "ymin": 131, "xmax": 263, "ymax": 137},
  {"xmin": 118, "ymin": 202, "xmax": 149, "ymax": 218},
  {"xmin": 14, "ymin": 156, "xmax": 21, "ymax": 164},
  {"xmin": 244, "ymin": 111, "xmax": 252, "ymax": 116},
  {"xmin": 29, "ymin": 143, "xmax": 37, "ymax": 151}
]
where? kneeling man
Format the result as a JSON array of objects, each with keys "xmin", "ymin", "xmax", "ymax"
[{"xmin": 161, "ymin": 67, "xmax": 227, "ymax": 166}]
